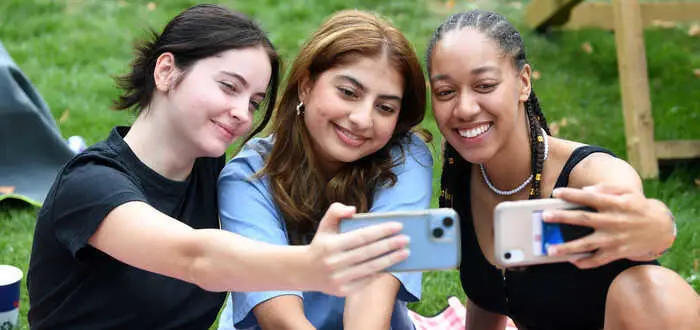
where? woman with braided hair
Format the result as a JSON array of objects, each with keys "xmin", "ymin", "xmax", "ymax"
[{"xmin": 426, "ymin": 9, "xmax": 699, "ymax": 330}]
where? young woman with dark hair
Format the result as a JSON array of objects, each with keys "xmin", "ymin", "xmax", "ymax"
[
  {"xmin": 26, "ymin": 5, "xmax": 410, "ymax": 329},
  {"xmin": 217, "ymin": 10, "xmax": 432, "ymax": 330},
  {"xmin": 427, "ymin": 9, "xmax": 699, "ymax": 330}
]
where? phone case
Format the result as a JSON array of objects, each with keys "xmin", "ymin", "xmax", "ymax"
[
  {"xmin": 494, "ymin": 199, "xmax": 595, "ymax": 268},
  {"xmin": 339, "ymin": 208, "xmax": 461, "ymax": 272}
]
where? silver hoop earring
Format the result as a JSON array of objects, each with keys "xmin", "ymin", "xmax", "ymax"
[{"xmin": 296, "ymin": 102, "xmax": 305, "ymax": 116}]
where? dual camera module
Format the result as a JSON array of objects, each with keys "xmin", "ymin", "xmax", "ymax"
[{"xmin": 431, "ymin": 216, "xmax": 454, "ymax": 239}]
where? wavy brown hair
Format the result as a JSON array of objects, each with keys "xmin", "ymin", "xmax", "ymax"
[{"xmin": 260, "ymin": 10, "xmax": 427, "ymax": 244}]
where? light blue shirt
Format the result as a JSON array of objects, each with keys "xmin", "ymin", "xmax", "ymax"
[{"xmin": 217, "ymin": 134, "xmax": 433, "ymax": 330}]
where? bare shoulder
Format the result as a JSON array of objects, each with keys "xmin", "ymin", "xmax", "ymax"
[{"xmin": 557, "ymin": 139, "xmax": 642, "ymax": 190}]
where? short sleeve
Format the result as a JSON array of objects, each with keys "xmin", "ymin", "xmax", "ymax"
[
  {"xmin": 372, "ymin": 133, "xmax": 434, "ymax": 302},
  {"xmin": 217, "ymin": 144, "xmax": 302, "ymax": 328},
  {"xmin": 50, "ymin": 161, "xmax": 147, "ymax": 259}
]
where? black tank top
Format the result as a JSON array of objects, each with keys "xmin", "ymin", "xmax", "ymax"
[{"xmin": 454, "ymin": 146, "xmax": 657, "ymax": 330}]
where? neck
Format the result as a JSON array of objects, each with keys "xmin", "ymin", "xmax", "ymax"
[
  {"xmin": 481, "ymin": 110, "xmax": 533, "ymax": 192},
  {"xmin": 123, "ymin": 108, "xmax": 197, "ymax": 181}
]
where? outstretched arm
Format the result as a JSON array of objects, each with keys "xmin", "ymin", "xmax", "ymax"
[
  {"xmin": 89, "ymin": 201, "xmax": 409, "ymax": 295},
  {"xmin": 543, "ymin": 153, "xmax": 675, "ymax": 268}
]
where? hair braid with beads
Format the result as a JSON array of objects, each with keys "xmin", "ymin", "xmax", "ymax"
[{"xmin": 427, "ymin": 10, "xmax": 550, "ymax": 202}]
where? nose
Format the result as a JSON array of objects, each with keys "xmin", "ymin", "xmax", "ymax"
[
  {"xmin": 347, "ymin": 101, "xmax": 373, "ymax": 131},
  {"xmin": 454, "ymin": 91, "xmax": 480, "ymax": 120},
  {"xmin": 228, "ymin": 95, "xmax": 252, "ymax": 124}
]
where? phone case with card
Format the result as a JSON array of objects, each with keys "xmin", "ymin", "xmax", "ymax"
[
  {"xmin": 494, "ymin": 199, "xmax": 595, "ymax": 268},
  {"xmin": 339, "ymin": 208, "xmax": 461, "ymax": 272}
]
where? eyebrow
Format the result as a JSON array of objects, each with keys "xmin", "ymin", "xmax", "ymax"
[
  {"xmin": 430, "ymin": 66, "xmax": 500, "ymax": 82},
  {"xmin": 221, "ymin": 71, "xmax": 267, "ymax": 97},
  {"xmin": 337, "ymin": 74, "xmax": 402, "ymax": 102}
]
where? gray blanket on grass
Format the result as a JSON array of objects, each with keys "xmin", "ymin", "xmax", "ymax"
[{"xmin": 0, "ymin": 41, "xmax": 73, "ymax": 206}]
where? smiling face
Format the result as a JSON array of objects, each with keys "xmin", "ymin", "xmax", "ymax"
[
  {"xmin": 429, "ymin": 28, "xmax": 531, "ymax": 164},
  {"xmin": 156, "ymin": 46, "xmax": 272, "ymax": 158},
  {"xmin": 300, "ymin": 54, "xmax": 404, "ymax": 174}
]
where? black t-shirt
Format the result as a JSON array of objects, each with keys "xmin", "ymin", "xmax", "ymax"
[{"xmin": 27, "ymin": 126, "xmax": 226, "ymax": 329}]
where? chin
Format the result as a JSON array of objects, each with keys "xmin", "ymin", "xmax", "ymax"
[{"xmin": 199, "ymin": 142, "xmax": 229, "ymax": 158}]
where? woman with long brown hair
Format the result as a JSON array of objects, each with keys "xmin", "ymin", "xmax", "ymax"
[{"xmin": 217, "ymin": 10, "xmax": 432, "ymax": 330}]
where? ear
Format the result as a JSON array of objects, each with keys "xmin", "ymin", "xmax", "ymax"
[
  {"xmin": 518, "ymin": 63, "xmax": 532, "ymax": 103},
  {"xmin": 153, "ymin": 52, "xmax": 178, "ymax": 93},
  {"xmin": 297, "ymin": 72, "xmax": 313, "ymax": 103}
]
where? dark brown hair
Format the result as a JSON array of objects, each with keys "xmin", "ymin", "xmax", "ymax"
[{"xmin": 113, "ymin": 4, "xmax": 280, "ymax": 141}]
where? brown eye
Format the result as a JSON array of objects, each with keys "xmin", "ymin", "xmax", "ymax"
[{"xmin": 337, "ymin": 87, "xmax": 357, "ymax": 98}]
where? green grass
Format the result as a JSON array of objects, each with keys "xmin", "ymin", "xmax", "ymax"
[{"xmin": 1, "ymin": 0, "xmax": 699, "ymax": 328}]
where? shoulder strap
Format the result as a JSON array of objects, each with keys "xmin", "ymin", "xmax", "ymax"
[{"xmin": 553, "ymin": 145, "xmax": 616, "ymax": 189}]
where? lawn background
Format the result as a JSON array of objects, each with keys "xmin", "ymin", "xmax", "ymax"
[{"xmin": 1, "ymin": 0, "xmax": 698, "ymax": 329}]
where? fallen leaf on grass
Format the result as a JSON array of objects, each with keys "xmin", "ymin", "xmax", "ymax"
[
  {"xmin": 560, "ymin": 117, "xmax": 568, "ymax": 127},
  {"xmin": 694, "ymin": 69, "xmax": 700, "ymax": 78},
  {"xmin": 549, "ymin": 122, "xmax": 560, "ymax": 136},
  {"xmin": 147, "ymin": 2, "xmax": 157, "ymax": 11},
  {"xmin": 509, "ymin": 2, "xmax": 523, "ymax": 9},
  {"xmin": 695, "ymin": 178, "xmax": 700, "ymax": 187},
  {"xmin": 651, "ymin": 20, "xmax": 676, "ymax": 29},
  {"xmin": 445, "ymin": 0, "xmax": 455, "ymax": 10},
  {"xmin": 532, "ymin": 70, "xmax": 541, "ymax": 80},
  {"xmin": 118, "ymin": 0, "xmax": 129, "ymax": 6},
  {"xmin": 689, "ymin": 24, "xmax": 700, "ymax": 37},
  {"xmin": 59, "ymin": 109, "xmax": 70, "ymax": 123},
  {"xmin": 581, "ymin": 42, "xmax": 593, "ymax": 54}
]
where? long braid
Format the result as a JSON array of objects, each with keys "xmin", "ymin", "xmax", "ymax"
[{"xmin": 526, "ymin": 91, "xmax": 547, "ymax": 199}]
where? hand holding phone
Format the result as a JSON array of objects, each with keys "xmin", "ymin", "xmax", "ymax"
[
  {"xmin": 339, "ymin": 208, "xmax": 461, "ymax": 272},
  {"xmin": 494, "ymin": 199, "xmax": 595, "ymax": 268}
]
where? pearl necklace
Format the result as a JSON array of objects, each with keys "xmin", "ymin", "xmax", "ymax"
[{"xmin": 480, "ymin": 128, "xmax": 549, "ymax": 196}]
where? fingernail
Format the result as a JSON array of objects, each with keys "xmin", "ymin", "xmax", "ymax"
[
  {"xmin": 389, "ymin": 222, "xmax": 403, "ymax": 231},
  {"xmin": 547, "ymin": 246, "xmax": 558, "ymax": 256},
  {"xmin": 542, "ymin": 211, "xmax": 552, "ymax": 222},
  {"xmin": 583, "ymin": 185, "xmax": 597, "ymax": 192},
  {"xmin": 552, "ymin": 188, "xmax": 561, "ymax": 197}
]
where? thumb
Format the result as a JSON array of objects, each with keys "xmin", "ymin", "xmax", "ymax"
[{"xmin": 316, "ymin": 202, "xmax": 356, "ymax": 234}]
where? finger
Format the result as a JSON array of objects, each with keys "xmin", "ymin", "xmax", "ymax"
[
  {"xmin": 542, "ymin": 208, "xmax": 613, "ymax": 228},
  {"xmin": 583, "ymin": 183, "xmax": 634, "ymax": 195},
  {"xmin": 333, "ymin": 221, "xmax": 404, "ymax": 252},
  {"xmin": 316, "ymin": 202, "xmax": 356, "ymax": 234},
  {"xmin": 326, "ymin": 234, "xmax": 410, "ymax": 268},
  {"xmin": 551, "ymin": 187, "xmax": 620, "ymax": 211},
  {"xmin": 547, "ymin": 234, "xmax": 610, "ymax": 256},
  {"xmin": 570, "ymin": 250, "xmax": 618, "ymax": 269},
  {"xmin": 331, "ymin": 248, "xmax": 410, "ymax": 284}
]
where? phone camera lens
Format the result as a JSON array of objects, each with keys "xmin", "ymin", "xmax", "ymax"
[
  {"xmin": 504, "ymin": 252, "xmax": 512, "ymax": 260},
  {"xmin": 442, "ymin": 217, "xmax": 454, "ymax": 228},
  {"xmin": 432, "ymin": 227, "xmax": 444, "ymax": 239}
]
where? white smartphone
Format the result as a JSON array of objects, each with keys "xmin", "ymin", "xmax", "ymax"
[
  {"xmin": 339, "ymin": 208, "xmax": 461, "ymax": 272},
  {"xmin": 494, "ymin": 199, "xmax": 595, "ymax": 268}
]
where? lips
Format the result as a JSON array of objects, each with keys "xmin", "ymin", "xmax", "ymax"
[
  {"xmin": 212, "ymin": 120, "xmax": 236, "ymax": 139},
  {"xmin": 333, "ymin": 123, "xmax": 367, "ymax": 147}
]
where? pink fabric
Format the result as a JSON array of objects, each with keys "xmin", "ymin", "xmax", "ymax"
[{"xmin": 409, "ymin": 296, "xmax": 518, "ymax": 330}]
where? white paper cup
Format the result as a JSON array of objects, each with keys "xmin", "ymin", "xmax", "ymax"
[{"xmin": 0, "ymin": 265, "xmax": 22, "ymax": 329}]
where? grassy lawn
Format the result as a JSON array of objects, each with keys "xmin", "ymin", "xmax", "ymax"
[{"xmin": 1, "ymin": 0, "xmax": 698, "ymax": 328}]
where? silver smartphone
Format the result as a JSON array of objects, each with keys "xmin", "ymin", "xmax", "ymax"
[
  {"xmin": 339, "ymin": 208, "xmax": 461, "ymax": 272},
  {"xmin": 494, "ymin": 199, "xmax": 595, "ymax": 268}
]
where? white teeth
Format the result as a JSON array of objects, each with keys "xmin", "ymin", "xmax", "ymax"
[{"xmin": 458, "ymin": 124, "xmax": 490, "ymax": 138}]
